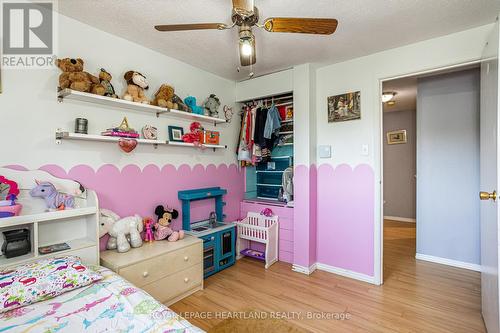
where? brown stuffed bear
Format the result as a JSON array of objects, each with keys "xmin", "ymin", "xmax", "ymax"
[
  {"xmin": 56, "ymin": 58, "xmax": 105, "ymax": 95},
  {"xmin": 99, "ymin": 68, "xmax": 118, "ymax": 98},
  {"xmin": 152, "ymin": 84, "xmax": 178, "ymax": 109},
  {"xmin": 123, "ymin": 71, "xmax": 149, "ymax": 104}
]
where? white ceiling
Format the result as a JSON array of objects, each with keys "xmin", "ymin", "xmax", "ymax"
[
  {"xmin": 58, "ymin": 0, "xmax": 500, "ymax": 81},
  {"xmin": 383, "ymin": 77, "xmax": 417, "ymax": 113}
]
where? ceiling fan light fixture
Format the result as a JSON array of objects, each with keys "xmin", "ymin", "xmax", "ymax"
[
  {"xmin": 382, "ymin": 92, "xmax": 396, "ymax": 103},
  {"xmin": 240, "ymin": 40, "xmax": 253, "ymax": 56}
]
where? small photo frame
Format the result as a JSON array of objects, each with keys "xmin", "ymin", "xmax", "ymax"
[
  {"xmin": 168, "ymin": 126, "xmax": 184, "ymax": 142},
  {"xmin": 386, "ymin": 130, "xmax": 407, "ymax": 145}
]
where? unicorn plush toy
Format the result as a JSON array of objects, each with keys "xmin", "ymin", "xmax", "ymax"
[{"xmin": 30, "ymin": 181, "xmax": 75, "ymax": 210}]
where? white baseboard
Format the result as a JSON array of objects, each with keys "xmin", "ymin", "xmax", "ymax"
[
  {"xmin": 315, "ymin": 263, "xmax": 376, "ymax": 284},
  {"xmin": 384, "ymin": 216, "xmax": 416, "ymax": 223},
  {"xmin": 415, "ymin": 253, "xmax": 481, "ymax": 272},
  {"xmin": 292, "ymin": 263, "xmax": 317, "ymax": 275}
]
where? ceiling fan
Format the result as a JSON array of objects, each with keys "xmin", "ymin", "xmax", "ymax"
[{"xmin": 154, "ymin": 0, "xmax": 338, "ymax": 68}]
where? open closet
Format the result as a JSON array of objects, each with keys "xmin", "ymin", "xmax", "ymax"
[{"xmin": 237, "ymin": 92, "xmax": 295, "ymax": 264}]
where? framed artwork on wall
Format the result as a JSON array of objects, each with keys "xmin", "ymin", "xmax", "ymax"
[
  {"xmin": 386, "ymin": 130, "xmax": 407, "ymax": 145},
  {"xmin": 168, "ymin": 126, "xmax": 184, "ymax": 142},
  {"xmin": 327, "ymin": 91, "xmax": 361, "ymax": 122}
]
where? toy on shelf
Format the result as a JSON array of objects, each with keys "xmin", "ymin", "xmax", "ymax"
[
  {"xmin": 184, "ymin": 96, "xmax": 204, "ymax": 115},
  {"xmin": 223, "ymin": 105, "xmax": 234, "ymax": 123},
  {"xmin": 153, "ymin": 205, "xmax": 185, "ymax": 242},
  {"xmin": 152, "ymin": 84, "xmax": 178, "ymax": 109},
  {"xmin": 99, "ymin": 68, "xmax": 118, "ymax": 98},
  {"xmin": 56, "ymin": 58, "xmax": 105, "ymax": 95},
  {"xmin": 203, "ymin": 94, "xmax": 221, "ymax": 118},
  {"xmin": 29, "ymin": 181, "xmax": 75, "ymax": 211},
  {"xmin": 99, "ymin": 208, "xmax": 143, "ymax": 253},
  {"xmin": 142, "ymin": 125, "xmax": 158, "ymax": 140},
  {"xmin": 182, "ymin": 122, "xmax": 204, "ymax": 144},
  {"xmin": 123, "ymin": 70, "xmax": 150, "ymax": 104},
  {"xmin": 0, "ymin": 175, "xmax": 22, "ymax": 218},
  {"xmin": 172, "ymin": 94, "xmax": 192, "ymax": 113},
  {"xmin": 143, "ymin": 217, "xmax": 155, "ymax": 242}
]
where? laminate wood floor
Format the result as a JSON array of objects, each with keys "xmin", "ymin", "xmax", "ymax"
[{"xmin": 170, "ymin": 220, "xmax": 484, "ymax": 332}]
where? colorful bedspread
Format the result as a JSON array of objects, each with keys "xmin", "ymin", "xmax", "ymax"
[{"xmin": 0, "ymin": 266, "xmax": 204, "ymax": 333}]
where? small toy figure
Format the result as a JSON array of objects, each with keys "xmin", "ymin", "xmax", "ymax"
[
  {"xmin": 153, "ymin": 205, "xmax": 185, "ymax": 242},
  {"xmin": 203, "ymin": 94, "xmax": 221, "ymax": 118},
  {"xmin": 143, "ymin": 217, "xmax": 155, "ymax": 243},
  {"xmin": 30, "ymin": 181, "xmax": 75, "ymax": 210}
]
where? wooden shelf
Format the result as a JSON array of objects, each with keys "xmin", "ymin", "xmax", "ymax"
[
  {"xmin": 55, "ymin": 131, "xmax": 227, "ymax": 150},
  {"xmin": 57, "ymin": 89, "xmax": 227, "ymax": 125},
  {"xmin": 0, "ymin": 253, "xmax": 35, "ymax": 267},
  {"xmin": 38, "ymin": 237, "xmax": 95, "ymax": 257},
  {"xmin": 0, "ymin": 206, "xmax": 97, "ymax": 228}
]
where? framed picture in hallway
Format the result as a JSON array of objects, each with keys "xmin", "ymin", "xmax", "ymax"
[
  {"xmin": 327, "ymin": 91, "xmax": 361, "ymax": 122},
  {"xmin": 386, "ymin": 130, "xmax": 407, "ymax": 145}
]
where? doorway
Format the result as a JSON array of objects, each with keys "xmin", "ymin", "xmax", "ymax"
[{"xmin": 382, "ymin": 65, "xmax": 481, "ymax": 282}]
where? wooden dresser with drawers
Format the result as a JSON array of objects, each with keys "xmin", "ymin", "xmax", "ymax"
[{"xmin": 100, "ymin": 235, "xmax": 203, "ymax": 306}]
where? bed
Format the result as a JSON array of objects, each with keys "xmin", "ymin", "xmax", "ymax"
[{"xmin": 0, "ymin": 266, "xmax": 204, "ymax": 333}]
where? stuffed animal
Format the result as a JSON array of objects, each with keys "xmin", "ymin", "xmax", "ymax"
[
  {"xmin": 152, "ymin": 84, "xmax": 178, "ymax": 109},
  {"xmin": 30, "ymin": 181, "xmax": 75, "ymax": 210},
  {"xmin": 123, "ymin": 71, "xmax": 150, "ymax": 104},
  {"xmin": 203, "ymin": 94, "xmax": 221, "ymax": 118},
  {"xmin": 56, "ymin": 58, "xmax": 105, "ymax": 95},
  {"xmin": 172, "ymin": 94, "xmax": 192, "ymax": 113},
  {"xmin": 184, "ymin": 96, "xmax": 204, "ymax": 115},
  {"xmin": 99, "ymin": 68, "xmax": 118, "ymax": 98},
  {"xmin": 182, "ymin": 122, "xmax": 203, "ymax": 144},
  {"xmin": 154, "ymin": 205, "xmax": 185, "ymax": 242},
  {"xmin": 98, "ymin": 209, "xmax": 143, "ymax": 253}
]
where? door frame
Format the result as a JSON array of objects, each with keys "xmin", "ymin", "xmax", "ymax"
[{"xmin": 376, "ymin": 59, "xmax": 482, "ymax": 284}]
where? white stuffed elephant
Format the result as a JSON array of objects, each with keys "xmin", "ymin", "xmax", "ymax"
[{"xmin": 99, "ymin": 209, "xmax": 143, "ymax": 253}]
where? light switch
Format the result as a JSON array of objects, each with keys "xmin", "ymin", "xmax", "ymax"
[
  {"xmin": 318, "ymin": 145, "xmax": 332, "ymax": 158},
  {"xmin": 361, "ymin": 144, "xmax": 369, "ymax": 156}
]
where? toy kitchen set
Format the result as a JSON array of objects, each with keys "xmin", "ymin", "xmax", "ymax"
[{"xmin": 178, "ymin": 187, "xmax": 236, "ymax": 278}]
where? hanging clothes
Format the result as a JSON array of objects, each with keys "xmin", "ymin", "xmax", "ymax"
[{"xmin": 264, "ymin": 104, "xmax": 281, "ymax": 139}]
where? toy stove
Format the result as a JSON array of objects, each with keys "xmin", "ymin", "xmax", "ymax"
[{"xmin": 178, "ymin": 187, "xmax": 236, "ymax": 278}]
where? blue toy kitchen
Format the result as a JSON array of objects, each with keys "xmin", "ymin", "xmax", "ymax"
[{"xmin": 178, "ymin": 187, "xmax": 236, "ymax": 278}]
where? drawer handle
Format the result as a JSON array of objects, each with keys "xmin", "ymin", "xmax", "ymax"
[
  {"xmin": 184, "ymin": 277, "xmax": 189, "ymax": 283},
  {"xmin": 143, "ymin": 271, "xmax": 149, "ymax": 278},
  {"xmin": 184, "ymin": 256, "xmax": 189, "ymax": 261}
]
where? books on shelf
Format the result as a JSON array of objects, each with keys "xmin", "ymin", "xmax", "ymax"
[
  {"xmin": 101, "ymin": 130, "xmax": 140, "ymax": 138},
  {"xmin": 38, "ymin": 242, "xmax": 71, "ymax": 255}
]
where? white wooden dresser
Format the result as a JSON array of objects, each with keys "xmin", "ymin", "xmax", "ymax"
[{"xmin": 100, "ymin": 235, "xmax": 203, "ymax": 306}]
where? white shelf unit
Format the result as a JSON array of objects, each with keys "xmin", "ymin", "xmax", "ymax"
[
  {"xmin": 0, "ymin": 168, "xmax": 100, "ymax": 268},
  {"xmin": 55, "ymin": 131, "xmax": 227, "ymax": 151},
  {"xmin": 57, "ymin": 89, "xmax": 227, "ymax": 125}
]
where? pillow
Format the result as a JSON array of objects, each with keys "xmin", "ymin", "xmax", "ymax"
[{"xmin": 0, "ymin": 255, "xmax": 102, "ymax": 313}]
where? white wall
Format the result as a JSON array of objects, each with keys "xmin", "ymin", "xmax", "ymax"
[
  {"xmin": 0, "ymin": 13, "xmax": 238, "ymax": 170},
  {"xmin": 416, "ymin": 69, "xmax": 480, "ymax": 265},
  {"xmin": 235, "ymin": 69, "xmax": 293, "ymax": 102}
]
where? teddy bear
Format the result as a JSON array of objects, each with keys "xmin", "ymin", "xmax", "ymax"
[
  {"xmin": 154, "ymin": 205, "xmax": 185, "ymax": 242},
  {"xmin": 99, "ymin": 209, "xmax": 143, "ymax": 253},
  {"xmin": 184, "ymin": 96, "xmax": 204, "ymax": 115},
  {"xmin": 182, "ymin": 122, "xmax": 204, "ymax": 144},
  {"xmin": 123, "ymin": 71, "xmax": 150, "ymax": 104},
  {"xmin": 56, "ymin": 58, "xmax": 105, "ymax": 95},
  {"xmin": 152, "ymin": 84, "xmax": 178, "ymax": 109},
  {"xmin": 203, "ymin": 94, "xmax": 221, "ymax": 118},
  {"xmin": 99, "ymin": 68, "xmax": 118, "ymax": 98}
]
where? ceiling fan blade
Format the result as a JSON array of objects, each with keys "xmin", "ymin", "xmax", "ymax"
[
  {"xmin": 232, "ymin": 0, "xmax": 254, "ymax": 17},
  {"xmin": 263, "ymin": 18, "xmax": 338, "ymax": 35},
  {"xmin": 155, "ymin": 23, "xmax": 227, "ymax": 32},
  {"xmin": 239, "ymin": 39, "xmax": 256, "ymax": 67}
]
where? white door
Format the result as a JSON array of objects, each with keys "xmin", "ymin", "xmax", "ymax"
[{"xmin": 481, "ymin": 19, "xmax": 500, "ymax": 333}]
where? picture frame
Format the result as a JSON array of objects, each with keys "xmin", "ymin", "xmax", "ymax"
[
  {"xmin": 327, "ymin": 91, "xmax": 361, "ymax": 122},
  {"xmin": 386, "ymin": 130, "xmax": 407, "ymax": 145},
  {"xmin": 168, "ymin": 126, "xmax": 184, "ymax": 142}
]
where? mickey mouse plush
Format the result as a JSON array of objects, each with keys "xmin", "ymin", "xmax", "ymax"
[{"xmin": 153, "ymin": 205, "xmax": 185, "ymax": 242}]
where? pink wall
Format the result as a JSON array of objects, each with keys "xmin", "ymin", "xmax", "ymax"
[
  {"xmin": 6, "ymin": 164, "xmax": 245, "ymax": 250},
  {"xmin": 316, "ymin": 164, "xmax": 375, "ymax": 276}
]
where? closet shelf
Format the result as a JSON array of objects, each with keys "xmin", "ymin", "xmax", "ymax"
[
  {"xmin": 256, "ymin": 170, "xmax": 284, "ymax": 173},
  {"xmin": 281, "ymin": 119, "xmax": 293, "ymax": 124},
  {"xmin": 55, "ymin": 131, "xmax": 227, "ymax": 150},
  {"xmin": 256, "ymin": 183, "xmax": 282, "ymax": 187},
  {"xmin": 57, "ymin": 89, "xmax": 227, "ymax": 125},
  {"xmin": 279, "ymin": 131, "xmax": 293, "ymax": 135}
]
